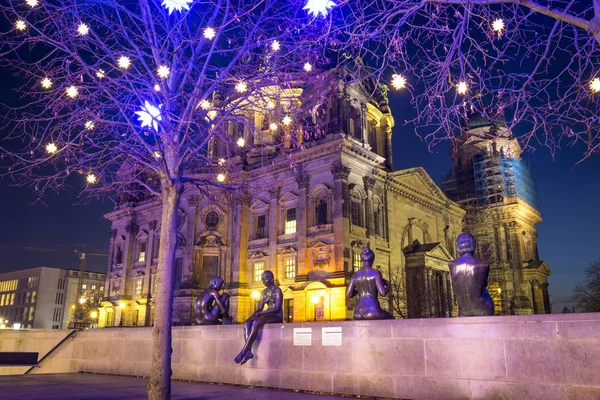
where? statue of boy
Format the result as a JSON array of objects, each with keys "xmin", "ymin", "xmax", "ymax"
[
  {"xmin": 234, "ymin": 270, "xmax": 283, "ymax": 365},
  {"xmin": 346, "ymin": 247, "xmax": 394, "ymax": 320},
  {"xmin": 195, "ymin": 276, "xmax": 234, "ymax": 325},
  {"xmin": 448, "ymin": 233, "xmax": 494, "ymax": 316}
]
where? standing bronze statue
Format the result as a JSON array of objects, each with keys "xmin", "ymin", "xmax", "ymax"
[
  {"xmin": 195, "ymin": 276, "xmax": 234, "ymax": 325},
  {"xmin": 448, "ymin": 233, "xmax": 494, "ymax": 316},
  {"xmin": 346, "ymin": 247, "xmax": 394, "ymax": 320},
  {"xmin": 234, "ymin": 270, "xmax": 283, "ymax": 365}
]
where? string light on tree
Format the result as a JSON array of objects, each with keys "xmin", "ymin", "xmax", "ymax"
[
  {"xmin": 135, "ymin": 100, "xmax": 163, "ymax": 132},
  {"xmin": 303, "ymin": 0, "xmax": 336, "ymax": 18},
  {"xmin": 236, "ymin": 137, "xmax": 246, "ymax": 147},
  {"xmin": 86, "ymin": 174, "xmax": 97, "ymax": 184},
  {"xmin": 85, "ymin": 121, "xmax": 95, "ymax": 130},
  {"xmin": 218, "ymin": 158, "xmax": 226, "ymax": 166},
  {"xmin": 41, "ymin": 78, "xmax": 52, "ymax": 89},
  {"xmin": 15, "ymin": 20, "xmax": 26, "ymax": 31},
  {"xmin": 154, "ymin": 151, "xmax": 162, "ymax": 159},
  {"xmin": 65, "ymin": 86, "xmax": 79, "ymax": 98},
  {"xmin": 199, "ymin": 100, "xmax": 211, "ymax": 110},
  {"xmin": 391, "ymin": 74, "xmax": 406, "ymax": 90},
  {"xmin": 203, "ymin": 27, "xmax": 216, "ymax": 40},
  {"xmin": 266, "ymin": 100, "xmax": 275, "ymax": 109},
  {"xmin": 590, "ymin": 78, "xmax": 600, "ymax": 93},
  {"xmin": 25, "ymin": 0, "xmax": 38, "ymax": 7},
  {"xmin": 457, "ymin": 81, "xmax": 468, "ymax": 95},
  {"xmin": 77, "ymin": 22, "xmax": 90, "ymax": 36},
  {"xmin": 207, "ymin": 110, "xmax": 217, "ymax": 119},
  {"xmin": 45, "ymin": 143, "xmax": 57, "ymax": 154},
  {"xmin": 235, "ymin": 81, "xmax": 248, "ymax": 93},
  {"xmin": 118, "ymin": 56, "xmax": 131, "ymax": 69},
  {"xmin": 154, "ymin": 84, "xmax": 161, "ymax": 92},
  {"xmin": 269, "ymin": 122, "xmax": 278, "ymax": 131},
  {"xmin": 282, "ymin": 115, "xmax": 292, "ymax": 126},
  {"xmin": 157, "ymin": 65, "xmax": 170, "ymax": 79},
  {"xmin": 216, "ymin": 173, "xmax": 226, "ymax": 183},
  {"xmin": 271, "ymin": 40, "xmax": 281, "ymax": 51},
  {"xmin": 303, "ymin": 62, "xmax": 313, "ymax": 72},
  {"xmin": 95, "ymin": 69, "xmax": 105, "ymax": 79},
  {"xmin": 161, "ymin": 0, "xmax": 193, "ymax": 15},
  {"xmin": 492, "ymin": 19, "xmax": 505, "ymax": 33}
]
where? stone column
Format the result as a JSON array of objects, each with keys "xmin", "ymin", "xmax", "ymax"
[
  {"xmin": 426, "ymin": 268, "xmax": 433, "ymax": 317},
  {"xmin": 541, "ymin": 283, "xmax": 551, "ymax": 314},
  {"xmin": 268, "ymin": 188, "xmax": 279, "ymax": 279},
  {"xmin": 531, "ymin": 280, "xmax": 545, "ymax": 314},
  {"xmin": 332, "ymin": 164, "xmax": 351, "ymax": 272},
  {"xmin": 361, "ymin": 103, "xmax": 368, "ymax": 146},
  {"xmin": 445, "ymin": 272, "xmax": 453, "ymax": 317},
  {"xmin": 296, "ymin": 168, "xmax": 309, "ymax": 277},
  {"xmin": 106, "ymin": 229, "xmax": 117, "ymax": 299},
  {"xmin": 123, "ymin": 220, "xmax": 138, "ymax": 296},
  {"xmin": 441, "ymin": 271, "xmax": 449, "ymax": 317}
]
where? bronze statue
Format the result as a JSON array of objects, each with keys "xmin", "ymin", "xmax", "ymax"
[
  {"xmin": 448, "ymin": 233, "xmax": 494, "ymax": 316},
  {"xmin": 346, "ymin": 247, "xmax": 394, "ymax": 320},
  {"xmin": 234, "ymin": 270, "xmax": 283, "ymax": 365},
  {"xmin": 195, "ymin": 276, "xmax": 234, "ymax": 325}
]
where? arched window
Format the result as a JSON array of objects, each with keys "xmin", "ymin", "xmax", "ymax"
[
  {"xmin": 315, "ymin": 198, "xmax": 328, "ymax": 225},
  {"xmin": 350, "ymin": 194, "xmax": 364, "ymax": 228}
]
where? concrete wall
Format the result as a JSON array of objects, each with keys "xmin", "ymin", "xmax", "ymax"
[{"xmin": 2, "ymin": 313, "xmax": 600, "ymax": 399}]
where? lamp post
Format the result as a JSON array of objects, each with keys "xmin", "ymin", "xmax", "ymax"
[
  {"xmin": 311, "ymin": 295, "xmax": 319, "ymax": 322},
  {"xmin": 119, "ymin": 301, "xmax": 126, "ymax": 327},
  {"xmin": 90, "ymin": 311, "xmax": 98, "ymax": 328},
  {"xmin": 250, "ymin": 290, "xmax": 261, "ymax": 313}
]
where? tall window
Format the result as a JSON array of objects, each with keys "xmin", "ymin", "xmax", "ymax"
[
  {"xmin": 285, "ymin": 259, "xmax": 296, "ymax": 279},
  {"xmin": 353, "ymin": 252, "xmax": 361, "ymax": 271},
  {"xmin": 31, "ymin": 291, "xmax": 36, "ymax": 304},
  {"xmin": 285, "ymin": 208, "xmax": 297, "ymax": 234},
  {"xmin": 135, "ymin": 279, "xmax": 143, "ymax": 295},
  {"xmin": 351, "ymin": 199, "xmax": 363, "ymax": 227},
  {"xmin": 138, "ymin": 242, "xmax": 147, "ymax": 263},
  {"xmin": 254, "ymin": 262, "xmax": 265, "ymax": 282},
  {"xmin": 256, "ymin": 215, "xmax": 266, "ymax": 239},
  {"xmin": 315, "ymin": 198, "xmax": 327, "ymax": 225}
]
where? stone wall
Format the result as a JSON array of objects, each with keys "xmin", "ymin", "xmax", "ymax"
[{"xmin": 2, "ymin": 313, "xmax": 600, "ymax": 399}]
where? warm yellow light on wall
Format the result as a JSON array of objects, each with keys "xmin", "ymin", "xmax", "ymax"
[
  {"xmin": 311, "ymin": 295, "xmax": 320, "ymax": 304},
  {"xmin": 251, "ymin": 290, "xmax": 261, "ymax": 300},
  {"xmin": 119, "ymin": 301, "xmax": 126, "ymax": 309}
]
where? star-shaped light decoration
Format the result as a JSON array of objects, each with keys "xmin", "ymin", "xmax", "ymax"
[
  {"xmin": 157, "ymin": 65, "xmax": 170, "ymax": 79},
  {"xmin": 303, "ymin": 62, "xmax": 313, "ymax": 72},
  {"xmin": 282, "ymin": 115, "xmax": 292, "ymax": 126},
  {"xmin": 15, "ymin": 20, "xmax": 26, "ymax": 31},
  {"xmin": 85, "ymin": 121, "xmax": 95, "ymax": 130},
  {"xmin": 77, "ymin": 22, "xmax": 90, "ymax": 36},
  {"xmin": 236, "ymin": 137, "xmax": 246, "ymax": 147},
  {"xmin": 391, "ymin": 74, "xmax": 406, "ymax": 90},
  {"xmin": 492, "ymin": 19, "xmax": 505, "ymax": 33},
  {"xmin": 457, "ymin": 81, "xmax": 468, "ymax": 95},
  {"xmin": 199, "ymin": 100, "xmax": 211, "ymax": 110},
  {"xmin": 207, "ymin": 110, "xmax": 217, "ymax": 119},
  {"xmin": 45, "ymin": 143, "xmax": 58, "ymax": 154},
  {"xmin": 303, "ymin": 0, "xmax": 336, "ymax": 18},
  {"xmin": 26, "ymin": 0, "xmax": 39, "ymax": 7},
  {"xmin": 86, "ymin": 174, "xmax": 98, "ymax": 184},
  {"xmin": 203, "ymin": 27, "xmax": 216, "ymax": 40},
  {"xmin": 41, "ymin": 77, "xmax": 52, "ymax": 89},
  {"xmin": 118, "ymin": 56, "xmax": 131, "ymax": 69},
  {"xmin": 266, "ymin": 100, "xmax": 275, "ymax": 109},
  {"xmin": 269, "ymin": 122, "xmax": 278, "ymax": 131},
  {"xmin": 154, "ymin": 84, "xmax": 161, "ymax": 92},
  {"xmin": 135, "ymin": 100, "xmax": 163, "ymax": 132},
  {"xmin": 235, "ymin": 81, "xmax": 248, "ymax": 93},
  {"xmin": 590, "ymin": 78, "xmax": 600, "ymax": 93},
  {"xmin": 218, "ymin": 158, "xmax": 225, "ymax": 166},
  {"xmin": 161, "ymin": 0, "xmax": 193, "ymax": 15},
  {"xmin": 271, "ymin": 40, "xmax": 281, "ymax": 51},
  {"xmin": 95, "ymin": 69, "xmax": 105, "ymax": 79},
  {"xmin": 66, "ymin": 86, "xmax": 79, "ymax": 98},
  {"xmin": 216, "ymin": 173, "xmax": 226, "ymax": 183}
]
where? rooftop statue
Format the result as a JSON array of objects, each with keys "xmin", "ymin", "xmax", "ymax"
[
  {"xmin": 346, "ymin": 247, "xmax": 394, "ymax": 320},
  {"xmin": 448, "ymin": 233, "xmax": 494, "ymax": 316},
  {"xmin": 195, "ymin": 276, "xmax": 234, "ymax": 325},
  {"xmin": 234, "ymin": 270, "xmax": 283, "ymax": 365}
]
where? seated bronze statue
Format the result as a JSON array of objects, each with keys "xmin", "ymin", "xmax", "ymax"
[
  {"xmin": 346, "ymin": 247, "xmax": 394, "ymax": 320},
  {"xmin": 448, "ymin": 233, "xmax": 494, "ymax": 316},
  {"xmin": 234, "ymin": 270, "xmax": 283, "ymax": 365},
  {"xmin": 195, "ymin": 276, "xmax": 234, "ymax": 325}
]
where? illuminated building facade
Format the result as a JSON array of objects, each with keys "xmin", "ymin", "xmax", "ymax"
[{"xmin": 99, "ymin": 72, "xmax": 464, "ymax": 326}]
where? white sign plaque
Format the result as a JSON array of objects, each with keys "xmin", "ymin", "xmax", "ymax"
[
  {"xmin": 322, "ymin": 327, "xmax": 342, "ymax": 346},
  {"xmin": 293, "ymin": 328, "xmax": 312, "ymax": 346}
]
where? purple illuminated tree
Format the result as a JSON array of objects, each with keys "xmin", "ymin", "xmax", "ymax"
[
  {"xmin": 343, "ymin": 0, "xmax": 600, "ymax": 157},
  {"xmin": 0, "ymin": 0, "xmax": 343, "ymax": 398}
]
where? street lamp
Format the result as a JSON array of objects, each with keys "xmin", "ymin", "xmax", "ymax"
[
  {"xmin": 119, "ymin": 301, "xmax": 126, "ymax": 327},
  {"xmin": 250, "ymin": 290, "xmax": 261, "ymax": 312},
  {"xmin": 311, "ymin": 295, "xmax": 319, "ymax": 322}
]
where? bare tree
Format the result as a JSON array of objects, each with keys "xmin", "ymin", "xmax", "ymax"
[
  {"xmin": 0, "ymin": 1, "xmax": 341, "ymax": 398},
  {"xmin": 343, "ymin": 0, "xmax": 600, "ymax": 157},
  {"xmin": 385, "ymin": 265, "xmax": 408, "ymax": 319},
  {"xmin": 573, "ymin": 259, "xmax": 600, "ymax": 312}
]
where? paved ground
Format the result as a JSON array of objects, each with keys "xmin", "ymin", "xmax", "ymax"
[{"xmin": 0, "ymin": 373, "xmax": 374, "ymax": 400}]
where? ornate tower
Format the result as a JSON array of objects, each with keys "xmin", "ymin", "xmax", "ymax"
[{"xmin": 443, "ymin": 113, "xmax": 551, "ymax": 315}]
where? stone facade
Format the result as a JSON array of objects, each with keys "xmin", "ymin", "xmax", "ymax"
[
  {"xmin": 98, "ymin": 77, "xmax": 464, "ymax": 326},
  {"xmin": 444, "ymin": 114, "xmax": 551, "ymax": 315}
]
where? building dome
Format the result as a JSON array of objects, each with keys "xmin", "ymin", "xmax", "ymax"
[{"xmin": 465, "ymin": 112, "xmax": 507, "ymax": 130}]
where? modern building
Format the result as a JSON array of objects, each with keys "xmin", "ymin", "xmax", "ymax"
[
  {"xmin": 443, "ymin": 113, "xmax": 551, "ymax": 314},
  {"xmin": 99, "ymin": 67, "xmax": 466, "ymax": 327},
  {"xmin": 0, "ymin": 267, "xmax": 105, "ymax": 329}
]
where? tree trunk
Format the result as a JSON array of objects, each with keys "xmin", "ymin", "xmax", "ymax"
[{"xmin": 148, "ymin": 185, "xmax": 180, "ymax": 400}]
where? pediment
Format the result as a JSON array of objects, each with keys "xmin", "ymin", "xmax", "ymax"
[
  {"xmin": 250, "ymin": 250, "xmax": 268, "ymax": 259},
  {"xmin": 391, "ymin": 167, "xmax": 449, "ymax": 202},
  {"xmin": 308, "ymin": 240, "xmax": 331, "ymax": 249},
  {"xmin": 279, "ymin": 191, "xmax": 298, "ymax": 204},
  {"xmin": 249, "ymin": 199, "xmax": 269, "ymax": 212},
  {"xmin": 403, "ymin": 240, "xmax": 453, "ymax": 261}
]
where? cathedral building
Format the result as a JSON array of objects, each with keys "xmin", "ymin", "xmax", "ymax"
[
  {"xmin": 443, "ymin": 113, "xmax": 551, "ymax": 315},
  {"xmin": 98, "ymin": 72, "xmax": 467, "ymax": 327}
]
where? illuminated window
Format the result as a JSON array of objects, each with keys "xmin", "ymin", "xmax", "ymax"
[
  {"xmin": 99, "ymin": 286, "xmax": 104, "ymax": 292},
  {"xmin": 0, "ymin": 294, "xmax": 4, "ymax": 306},
  {"xmin": 285, "ymin": 259, "xmax": 295, "ymax": 279},
  {"xmin": 25, "ymin": 292, "xmax": 31, "ymax": 304},
  {"xmin": 256, "ymin": 215, "xmax": 266, "ymax": 239},
  {"xmin": 31, "ymin": 291, "xmax": 36, "ymax": 304},
  {"xmin": 91, "ymin": 285, "xmax": 96, "ymax": 290},
  {"xmin": 82, "ymin": 284, "xmax": 87, "ymax": 290},
  {"xmin": 135, "ymin": 279, "xmax": 143, "ymax": 296},
  {"xmin": 254, "ymin": 262, "xmax": 265, "ymax": 282},
  {"xmin": 285, "ymin": 208, "xmax": 296, "ymax": 234},
  {"xmin": 351, "ymin": 199, "xmax": 363, "ymax": 227},
  {"xmin": 353, "ymin": 252, "xmax": 361, "ymax": 271},
  {"xmin": 138, "ymin": 242, "xmax": 147, "ymax": 263},
  {"xmin": 10, "ymin": 293, "xmax": 15, "ymax": 305}
]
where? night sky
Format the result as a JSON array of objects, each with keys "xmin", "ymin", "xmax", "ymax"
[{"xmin": 0, "ymin": 80, "xmax": 598, "ymax": 314}]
